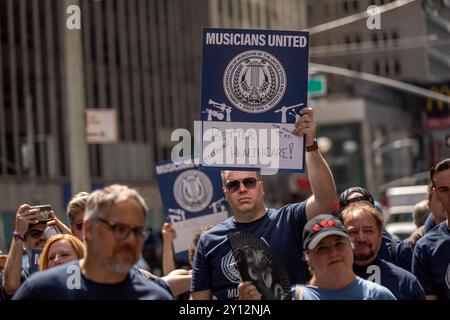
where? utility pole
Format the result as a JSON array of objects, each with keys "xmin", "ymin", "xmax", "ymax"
[{"xmin": 64, "ymin": 0, "xmax": 90, "ymax": 194}]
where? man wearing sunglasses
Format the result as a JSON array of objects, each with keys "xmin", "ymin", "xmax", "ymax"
[
  {"xmin": 191, "ymin": 107, "xmax": 338, "ymax": 300},
  {"xmin": 1, "ymin": 204, "xmax": 48, "ymax": 300},
  {"xmin": 13, "ymin": 184, "xmax": 172, "ymax": 300}
]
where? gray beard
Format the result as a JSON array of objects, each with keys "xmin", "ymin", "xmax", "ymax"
[{"xmin": 105, "ymin": 258, "xmax": 134, "ymax": 273}]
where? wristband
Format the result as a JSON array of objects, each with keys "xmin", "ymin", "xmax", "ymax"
[
  {"xmin": 13, "ymin": 230, "xmax": 25, "ymax": 242},
  {"xmin": 306, "ymin": 139, "xmax": 319, "ymax": 152}
]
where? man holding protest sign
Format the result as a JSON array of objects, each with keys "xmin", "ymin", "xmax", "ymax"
[{"xmin": 191, "ymin": 107, "xmax": 338, "ymax": 300}]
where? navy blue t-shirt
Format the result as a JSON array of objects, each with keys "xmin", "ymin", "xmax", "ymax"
[
  {"xmin": 412, "ymin": 221, "xmax": 450, "ymax": 300},
  {"xmin": 12, "ymin": 260, "xmax": 173, "ymax": 300},
  {"xmin": 423, "ymin": 213, "xmax": 436, "ymax": 234},
  {"xmin": 191, "ymin": 202, "xmax": 308, "ymax": 300},
  {"xmin": 378, "ymin": 235, "xmax": 413, "ymax": 272},
  {"xmin": 354, "ymin": 258, "xmax": 425, "ymax": 300}
]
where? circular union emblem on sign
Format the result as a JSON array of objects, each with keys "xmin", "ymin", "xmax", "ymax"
[
  {"xmin": 173, "ymin": 170, "xmax": 213, "ymax": 212},
  {"xmin": 223, "ymin": 50, "xmax": 287, "ymax": 114}
]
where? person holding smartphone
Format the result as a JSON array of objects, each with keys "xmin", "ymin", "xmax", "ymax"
[{"xmin": 0, "ymin": 204, "xmax": 69, "ymax": 300}]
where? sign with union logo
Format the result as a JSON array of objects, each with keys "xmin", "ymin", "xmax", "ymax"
[
  {"xmin": 155, "ymin": 161, "xmax": 229, "ymax": 259},
  {"xmin": 200, "ymin": 28, "xmax": 309, "ymax": 172}
]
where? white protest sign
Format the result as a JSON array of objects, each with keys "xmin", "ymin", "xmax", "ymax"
[{"xmin": 86, "ymin": 109, "xmax": 118, "ymax": 143}]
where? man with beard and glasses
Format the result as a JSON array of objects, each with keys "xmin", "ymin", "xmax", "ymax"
[
  {"xmin": 13, "ymin": 185, "xmax": 172, "ymax": 300},
  {"xmin": 341, "ymin": 203, "xmax": 425, "ymax": 300},
  {"xmin": 339, "ymin": 186, "xmax": 413, "ymax": 272},
  {"xmin": 1, "ymin": 204, "xmax": 70, "ymax": 300},
  {"xmin": 191, "ymin": 107, "xmax": 338, "ymax": 300}
]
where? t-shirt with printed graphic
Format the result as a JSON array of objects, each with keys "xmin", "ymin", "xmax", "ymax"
[
  {"xmin": 294, "ymin": 277, "xmax": 396, "ymax": 300},
  {"xmin": 191, "ymin": 202, "xmax": 308, "ymax": 300},
  {"xmin": 412, "ymin": 221, "xmax": 450, "ymax": 300},
  {"xmin": 12, "ymin": 260, "xmax": 173, "ymax": 300},
  {"xmin": 353, "ymin": 258, "xmax": 426, "ymax": 300}
]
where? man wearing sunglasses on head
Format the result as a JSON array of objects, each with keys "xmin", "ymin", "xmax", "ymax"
[
  {"xmin": 13, "ymin": 184, "xmax": 172, "ymax": 300},
  {"xmin": 191, "ymin": 107, "xmax": 338, "ymax": 300},
  {"xmin": 67, "ymin": 192, "xmax": 90, "ymax": 241},
  {"xmin": 0, "ymin": 204, "xmax": 54, "ymax": 300}
]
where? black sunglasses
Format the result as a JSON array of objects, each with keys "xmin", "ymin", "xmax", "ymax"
[{"xmin": 224, "ymin": 177, "xmax": 259, "ymax": 193}]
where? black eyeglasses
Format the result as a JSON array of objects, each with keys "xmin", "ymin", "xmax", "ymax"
[
  {"xmin": 224, "ymin": 177, "xmax": 259, "ymax": 193},
  {"xmin": 95, "ymin": 217, "xmax": 149, "ymax": 241}
]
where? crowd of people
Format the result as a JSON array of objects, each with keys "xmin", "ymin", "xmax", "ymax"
[{"xmin": 0, "ymin": 107, "xmax": 449, "ymax": 300}]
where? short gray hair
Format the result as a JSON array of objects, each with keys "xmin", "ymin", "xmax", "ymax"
[{"xmin": 84, "ymin": 184, "xmax": 148, "ymax": 221}]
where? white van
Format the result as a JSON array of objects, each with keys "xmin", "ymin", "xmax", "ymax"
[
  {"xmin": 385, "ymin": 205, "xmax": 416, "ymax": 240},
  {"xmin": 385, "ymin": 185, "xmax": 428, "ymax": 240}
]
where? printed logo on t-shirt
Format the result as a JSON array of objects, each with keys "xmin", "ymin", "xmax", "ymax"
[
  {"xmin": 445, "ymin": 263, "xmax": 450, "ymax": 291},
  {"xmin": 221, "ymin": 250, "xmax": 241, "ymax": 283}
]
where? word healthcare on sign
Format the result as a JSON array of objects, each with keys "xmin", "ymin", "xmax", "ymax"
[
  {"xmin": 155, "ymin": 161, "xmax": 228, "ymax": 258},
  {"xmin": 200, "ymin": 28, "xmax": 309, "ymax": 172}
]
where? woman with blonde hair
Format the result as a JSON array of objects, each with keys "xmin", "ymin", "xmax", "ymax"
[{"xmin": 39, "ymin": 234, "xmax": 85, "ymax": 271}]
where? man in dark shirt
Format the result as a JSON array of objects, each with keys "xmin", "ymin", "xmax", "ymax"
[
  {"xmin": 339, "ymin": 186, "xmax": 413, "ymax": 271},
  {"xmin": 13, "ymin": 184, "xmax": 172, "ymax": 300},
  {"xmin": 341, "ymin": 203, "xmax": 425, "ymax": 300},
  {"xmin": 413, "ymin": 158, "xmax": 450, "ymax": 300},
  {"xmin": 407, "ymin": 184, "xmax": 447, "ymax": 249},
  {"xmin": 190, "ymin": 108, "xmax": 338, "ymax": 300}
]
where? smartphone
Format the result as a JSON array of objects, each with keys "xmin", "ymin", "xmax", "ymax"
[{"xmin": 30, "ymin": 205, "xmax": 53, "ymax": 222}]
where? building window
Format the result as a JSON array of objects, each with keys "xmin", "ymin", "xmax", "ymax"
[
  {"xmin": 382, "ymin": 31, "xmax": 388, "ymax": 45},
  {"xmin": 343, "ymin": 0, "xmax": 349, "ymax": 13},
  {"xmin": 384, "ymin": 60, "xmax": 390, "ymax": 75},
  {"xmin": 392, "ymin": 30, "xmax": 399, "ymax": 46},
  {"xmin": 394, "ymin": 59, "xmax": 401, "ymax": 75},
  {"xmin": 345, "ymin": 35, "xmax": 351, "ymax": 46},
  {"xmin": 372, "ymin": 33, "xmax": 378, "ymax": 46},
  {"xmin": 374, "ymin": 61, "xmax": 380, "ymax": 74}
]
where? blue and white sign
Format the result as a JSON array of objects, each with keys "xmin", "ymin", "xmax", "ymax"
[
  {"xmin": 200, "ymin": 28, "xmax": 309, "ymax": 172},
  {"xmin": 155, "ymin": 161, "xmax": 228, "ymax": 256}
]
